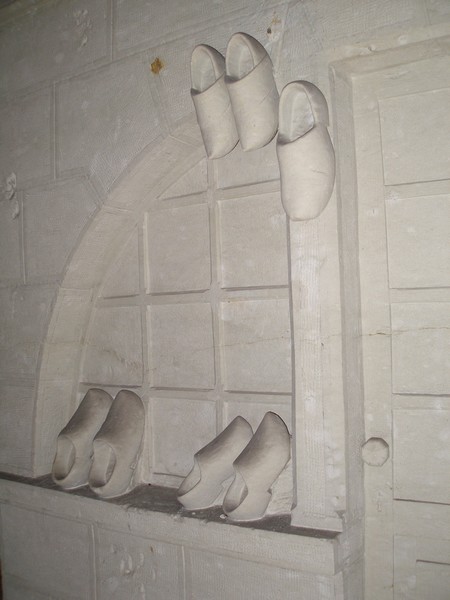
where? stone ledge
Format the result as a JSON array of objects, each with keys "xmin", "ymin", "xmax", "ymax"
[{"xmin": 0, "ymin": 472, "xmax": 339, "ymax": 576}]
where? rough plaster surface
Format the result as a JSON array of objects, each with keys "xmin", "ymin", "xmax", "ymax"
[{"xmin": 1, "ymin": 0, "xmax": 450, "ymax": 598}]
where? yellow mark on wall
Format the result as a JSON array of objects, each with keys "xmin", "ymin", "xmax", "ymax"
[{"xmin": 151, "ymin": 57, "xmax": 164, "ymax": 74}]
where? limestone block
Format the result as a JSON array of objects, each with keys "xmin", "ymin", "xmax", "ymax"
[
  {"xmin": 146, "ymin": 204, "xmax": 211, "ymax": 294},
  {"xmin": 218, "ymin": 193, "xmax": 288, "ymax": 289},
  {"xmin": 102, "ymin": 229, "xmax": 140, "ymax": 298},
  {"xmin": 47, "ymin": 288, "xmax": 93, "ymax": 345},
  {"xmin": 391, "ymin": 303, "xmax": 450, "ymax": 395},
  {"xmin": 221, "ymin": 299, "xmax": 291, "ymax": 393},
  {"xmin": 215, "ymin": 137, "xmax": 279, "ymax": 189},
  {"xmin": 145, "ymin": 10, "xmax": 284, "ymax": 130},
  {"xmin": 82, "ymin": 306, "xmax": 143, "ymax": 386},
  {"xmin": 185, "ymin": 549, "xmax": 334, "ymax": 600},
  {"xmin": 63, "ymin": 209, "xmax": 135, "ymax": 290},
  {"xmin": 0, "ymin": 196, "xmax": 22, "ymax": 282},
  {"xmin": 0, "ymin": 0, "xmax": 109, "ymax": 95},
  {"xmin": 0, "ymin": 285, "xmax": 56, "ymax": 378},
  {"xmin": 57, "ymin": 54, "xmax": 163, "ymax": 191},
  {"xmin": 379, "ymin": 89, "xmax": 450, "ymax": 185},
  {"xmin": 152, "ymin": 397, "xmax": 216, "ymax": 476},
  {"xmin": 0, "ymin": 88, "xmax": 52, "ymax": 185},
  {"xmin": 24, "ymin": 179, "xmax": 97, "ymax": 283},
  {"xmin": 148, "ymin": 303, "xmax": 215, "ymax": 390},
  {"xmin": 1, "ymin": 505, "xmax": 93, "ymax": 598},
  {"xmin": 159, "ymin": 159, "xmax": 207, "ymax": 200},
  {"xmin": 96, "ymin": 527, "xmax": 181, "ymax": 600},
  {"xmin": 415, "ymin": 561, "xmax": 450, "ymax": 600},
  {"xmin": 114, "ymin": 0, "xmax": 283, "ymax": 57},
  {"xmin": 385, "ymin": 194, "xmax": 450, "ymax": 289},
  {"xmin": 0, "ymin": 384, "xmax": 34, "ymax": 474},
  {"xmin": 394, "ymin": 528, "xmax": 450, "ymax": 599},
  {"xmin": 394, "ymin": 409, "xmax": 450, "ymax": 504},
  {"xmin": 1, "ymin": 577, "xmax": 55, "ymax": 600},
  {"xmin": 225, "ymin": 398, "xmax": 291, "ymax": 431},
  {"xmin": 426, "ymin": 0, "xmax": 450, "ymax": 24},
  {"xmin": 34, "ymin": 380, "xmax": 78, "ymax": 475}
]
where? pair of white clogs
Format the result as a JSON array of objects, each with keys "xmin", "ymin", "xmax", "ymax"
[
  {"xmin": 177, "ymin": 412, "xmax": 291, "ymax": 522},
  {"xmin": 191, "ymin": 32, "xmax": 278, "ymax": 157},
  {"xmin": 191, "ymin": 33, "xmax": 335, "ymax": 221},
  {"xmin": 52, "ymin": 388, "xmax": 145, "ymax": 498}
]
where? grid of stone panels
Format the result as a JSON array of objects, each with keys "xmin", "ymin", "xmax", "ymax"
[{"xmin": 82, "ymin": 147, "xmax": 292, "ymax": 484}]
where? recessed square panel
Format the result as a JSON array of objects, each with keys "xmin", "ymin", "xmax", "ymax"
[
  {"xmin": 219, "ymin": 194, "xmax": 288, "ymax": 289},
  {"xmin": 391, "ymin": 302, "xmax": 450, "ymax": 395},
  {"xmin": 386, "ymin": 195, "xmax": 450, "ymax": 289},
  {"xmin": 394, "ymin": 409, "xmax": 450, "ymax": 503},
  {"xmin": 225, "ymin": 398, "xmax": 291, "ymax": 431},
  {"xmin": 82, "ymin": 306, "xmax": 143, "ymax": 386},
  {"xmin": 152, "ymin": 397, "xmax": 216, "ymax": 476},
  {"xmin": 379, "ymin": 89, "xmax": 450, "ymax": 185},
  {"xmin": 146, "ymin": 204, "xmax": 211, "ymax": 294},
  {"xmin": 221, "ymin": 299, "xmax": 291, "ymax": 393},
  {"xmin": 148, "ymin": 303, "xmax": 215, "ymax": 390}
]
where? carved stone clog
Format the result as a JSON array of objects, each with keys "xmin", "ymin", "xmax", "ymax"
[
  {"xmin": 191, "ymin": 44, "xmax": 239, "ymax": 159},
  {"xmin": 225, "ymin": 32, "xmax": 279, "ymax": 151},
  {"xmin": 52, "ymin": 388, "xmax": 113, "ymax": 489},
  {"xmin": 223, "ymin": 412, "xmax": 291, "ymax": 522},
  {"xmin": 177, "ymin": 416, "xmax": 253, "ymax": 510},
  {"xmin": 88, "ymin": 389, "xmax": 145, "ymax": 498},
  {"xmin": 276, "ymin": 80, "xmax": 335, "ymax": 220}
]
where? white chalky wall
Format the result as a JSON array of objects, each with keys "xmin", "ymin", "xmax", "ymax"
[{"xmin": 0, "ymin": 0, "xmax": 449, "ymax": 598}]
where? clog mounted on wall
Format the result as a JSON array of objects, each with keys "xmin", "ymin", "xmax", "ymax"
[
  {"xmin": 191, "ymin": 44, "xmax": 239, "ymax": 159},
  {"xmin": 225, "ymin": 32, "xmax": 279, "ymax": 151},
  {"xmin": 276, "ymin": 80, "xmax": 335, "ymax": 220},
  {"xmin": 223, "ymin": 412, "xmax": 291, "ymax": 522},
  {"xmin": 177, "ymin": 416, "xmax": 253, "ymax": 510},
  {"xmin": 52, "ymin": 388, "xmax": 113, "ymax": 489},
  {"xmin": 88, "ymin": 389, "xmax": 145, "ymax": 498}
]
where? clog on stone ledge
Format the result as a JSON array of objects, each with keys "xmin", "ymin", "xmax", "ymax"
[
  {"xmin": 52, "ymin": 388, "xmax": 113, "ymax": 489},
  {"xmin": 225, "ymin": 32, "xmax": 279, "ymax": 151},
  {"xmin": 177, "ymin": 416, "xmax": 253, "ymax": 510},
  {"xmin": 89, "ymin": 389, "xmax": 145, "ymax": 498},
  {"xmin": 223, "ymin": 412, "xmax": 291, "ymax": 522},
  {"xmin": 276, "ymin": 80, "xmax": 335, "ymax": 221},
  {"xmin": 191, "ymin": 44, "xmax": 239, "ymax": 159}
]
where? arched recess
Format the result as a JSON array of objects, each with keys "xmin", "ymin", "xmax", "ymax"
[
  {"xmin": 33, "ymin": 116, "xmax": 206, "ymax": 475},
  {"xmin": 32, "ymin": 109, "xmax": 346, "ymax": 534}
]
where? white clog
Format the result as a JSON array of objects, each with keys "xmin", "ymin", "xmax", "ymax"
[
  {"xmin": 89, "ymin": 389, "xmax": 145, "ymax": 498},
  {"xmin": 178, "ymin": 416, "xmax": 253, "ymax": 510},
  {"xmin": 223, "ymin": 412, "xmax": 291, "ymax": 522},
  {"xmin": 191, "ymin": 44, "xmax": 239, "ymax": 159},
  {"xmin": 52, "ymin": 388, "xmax": 113, "ymax": 489},
  {"xmin": 225, "ymin": 32, "xmax": 279, "ymax": 151},
  {"xmin": 277, "ymin": 80, "xmax": 335, "ymax": 220}
]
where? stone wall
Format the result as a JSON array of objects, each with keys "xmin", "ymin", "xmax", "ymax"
[{"xmin": 1, "ymin": 0, "xmax": 449, "ymax": 598}]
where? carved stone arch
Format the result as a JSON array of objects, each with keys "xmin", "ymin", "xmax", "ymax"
[{"xmin": 33, "ymin": 117, "xmax": 205, "ymax": 475}]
